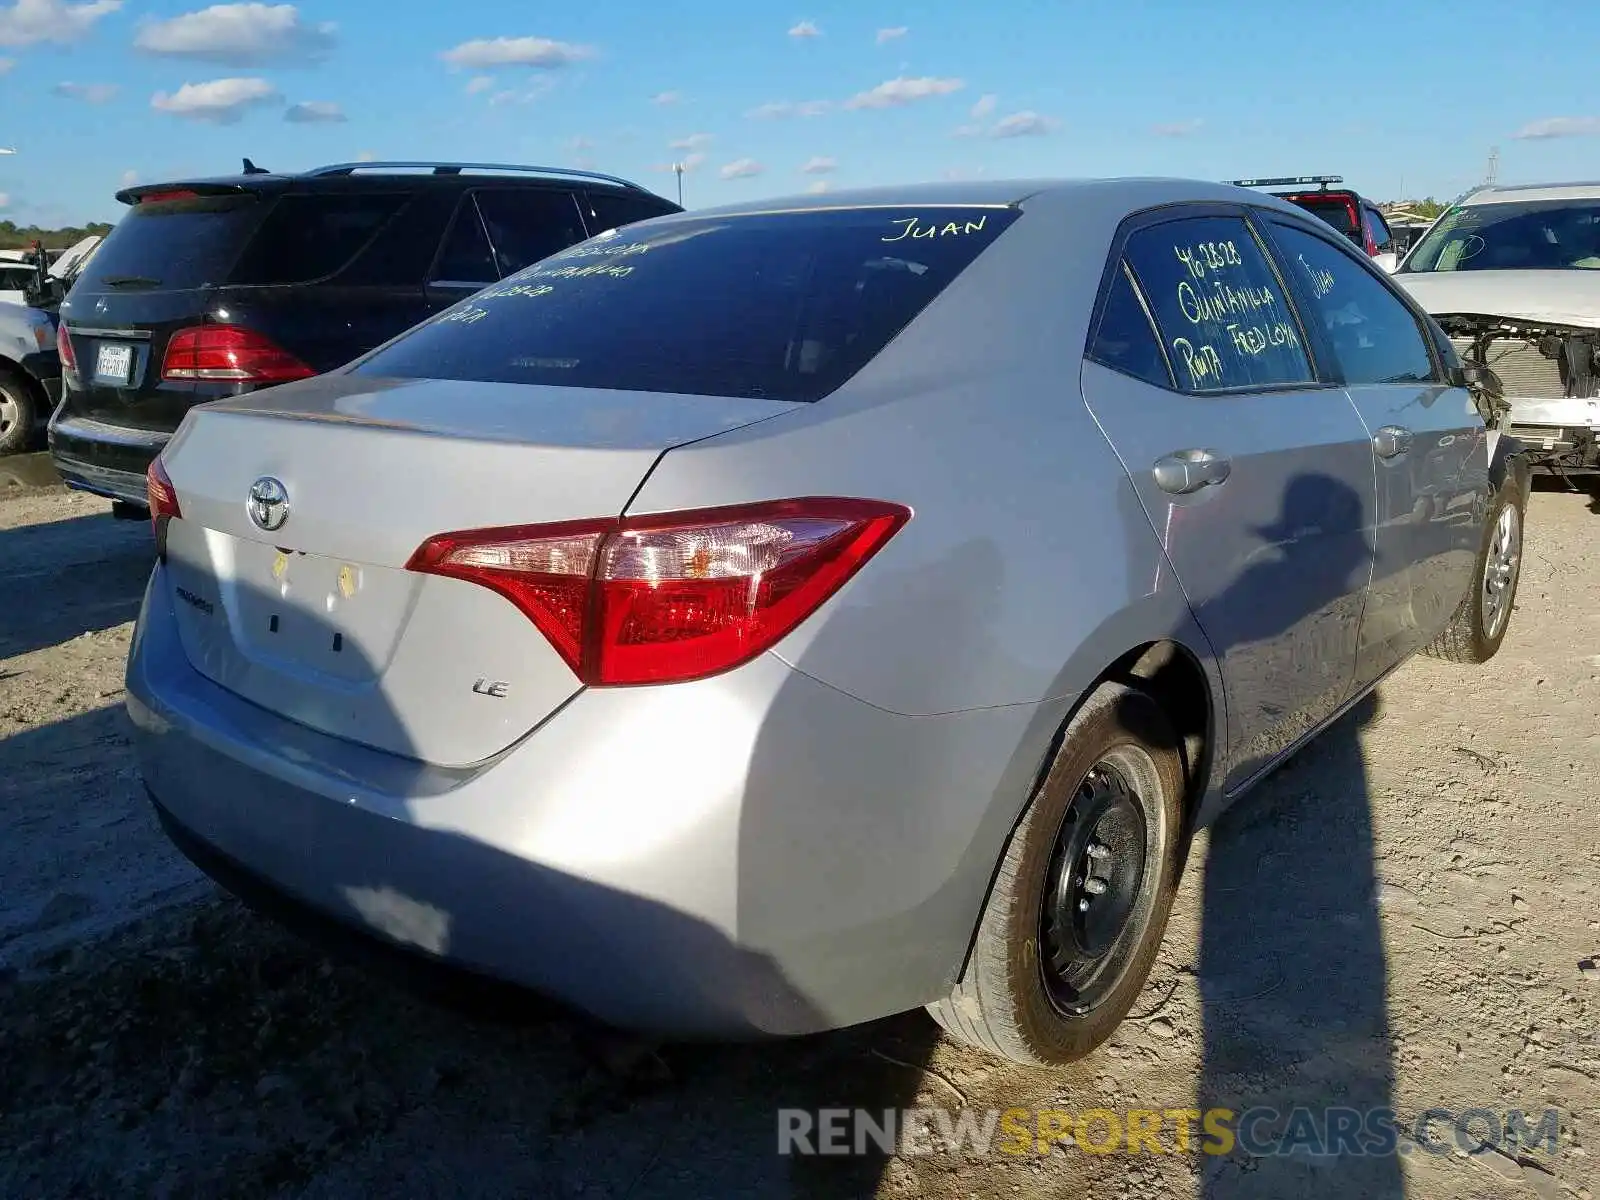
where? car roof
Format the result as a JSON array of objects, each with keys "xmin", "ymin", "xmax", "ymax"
[
  {"xmin": 116, "ymin": 161, "xmax": 666, "ymax": 206},
  {"xmin": 648, "ymin": 176, "xmax": 1319, "ymax": 221},
  {"xmin": 1458, "ymin": 181, "xmax": 1600, "ymax": 205}
]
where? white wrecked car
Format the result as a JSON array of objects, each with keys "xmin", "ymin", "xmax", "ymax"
[{"xmin": 1394, "ymin": 182, "xmax": 1600, "ymax": 476}]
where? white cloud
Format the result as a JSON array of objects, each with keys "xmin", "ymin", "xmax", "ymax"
[
  {"xmin": 943, "ymin": 166, "xmax": 986, "ymax": 181},
  {"xmin": 650, "ymin": 89, "xmax": 680, "ymax": 105},
  {"xmin": 1151, "ymin": 118, "xmax": 1203, "ymax": 137},
  {"xmin": 134, "ymin": 3, "xmax": 335, "ymax": 66},
  {"xmin": 355, "ymin": 150, "xmax": 377, "ymax": 162},
  {"xmin": 1513, "ymin": 116, "xmax": 1600, "ymax": 140},
  {"xmin": 800, "ymin": 155, "xmax": 836, "ymax": 174},
  {"xmin": 720, "ymin": 158, "xmax": 764, "ymax": 180},
  {"xmin": 807, "ymin": 180, "xmax": 830, "ymax": 194},
  {"xmin": 0, "ymin": 55, "xmax": 14, "ymax": 72},
  {"xmin": 151, "ymin": 76, "xmax": 281, "ymax": 123},
  {"xmin": 746, "ymin": 99, "xmax": 830, "ymax": 119},
  {"xmin": 970, "ymin": 94, "xmax": 996, "ymax": 119},
  {"xmin": 0, "ymin": 192, "xmax": 10, "ymax": 209},
  {"xmin": 465, "ymin": 75, "xmax": 494, "ymax": 95},
  {"xmin": 992, "ymin": 110, "xmax": 1058, "ymax": 138},
  {"xmin": 1, "ymin": 0, "xmax": 119, "ymax": 47},
  {"xmin": 119, "ymin": 169, "xmax": 138, "ymax": 186},
  {"xmin": 787, "ymin": 19, "xmax": 820, "ymax": 38},
  {"xmin": 487, "ymin": 78, "xmax": 556, "ymax": 107},
  {"xmin": 52, "ymin": 81, "xmax": 118, "ymax": 102},
  {"xmin": 844, "ymin": 75, "xmax": 964, "ymax": 110},
  {"xmin": 566, "ymin": 135, "xmax": 593, "ymax": 150},
  {"xmin": 875, "ymin": 25, "xmax": 907, "ymax": 43},
  {"xmin": 441, "ymin": 36, "xmax": 594, "ymax": 70},
  {"xmin": 284, "ymin": 100, "xmax": 345, "ymax": 123},
  {"xmin": 669, "ymin": 132, "xmax": 713, "ymax": 151}
]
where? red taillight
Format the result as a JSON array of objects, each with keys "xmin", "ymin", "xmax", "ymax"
[
  {"xmin": 56, "ymin": 322, "xmax": 78, "ymax": 378},
  {"xmin": 407, "ymin": 498, "xmax": 911, "ymax": 685},
  {"xmin": 161, "ymin": 325, "xmax": 316, "ymax": 384},
  {"xmin": 146, "ymin": 456, "xmax": 181, "ymax": 540},
  {"xmin": 137, "ymin": 189, "xmax": 201, "ymax": 204}
]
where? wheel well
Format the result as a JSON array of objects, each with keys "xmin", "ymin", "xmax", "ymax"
[
  {"xmin": 1106, "ymin": 640, "xmax": 1214, "ymax": 825},
  {"xmin": 0, "ymin": 355, "xmax": 47, "ymax": 407}
]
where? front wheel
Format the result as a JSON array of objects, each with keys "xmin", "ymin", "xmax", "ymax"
[
  {"xmin": 0, "ymin": 369, "xmax": 39, "ymax": 456},
  {"xmin": 927, "ymin": 682, "xmax": 1185, "ymax": 1066},
  {"xmin": 1422, "ymin": 476, "xmax": 1525, "ymax": 664}
]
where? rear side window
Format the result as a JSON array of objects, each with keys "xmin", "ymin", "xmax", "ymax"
[
  {"xmin": 432, "ymin": 196, "xmax": 498, "ymax": 285},
  {"xmin": 1288, "ymin": 195, "xmax": 1359, "ymax": 238},
  {"xmin": 1270, "ymin": 222, "xmax": 1436, "ymax": 386},
  {"xmin": 474, "ymin": 189, "xmax": 589, "ymax": 276},
  {"xmin": 583, "ymin": 190, "xmax": 675, "ymax": 234},
  {"xmin": 75, "ymin": 192, "xmax": 265, "ymax": 291},
  {"xmin": 358, "ymin": 206, "xmax": 1020, "ymax": 403},
  {"xmin": 1089, "ymin": 264, "xmax": 1171, "ymax": 387},
  {"xmin": 1123, "ymin": 215, "xmax": 1314, "ymax": 392},
  {"xmin": 229, "ymin": 192, "xmax": 409, "ymax": 286}
]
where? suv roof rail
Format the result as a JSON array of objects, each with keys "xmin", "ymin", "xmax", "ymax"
[
  {"xmin": 1227, "ymin": 175, "xmax": 1344, "ymax": 190},
  {"xmin": 303, "ymin": 160, "xmax": 648, "ymax": 192}
]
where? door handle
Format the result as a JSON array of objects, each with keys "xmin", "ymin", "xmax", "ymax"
[
  {"xmin": 1152, "ymin": 449, "xmax": 1232, "ymax": 495},
  {"xmin": 1372, "ymin": 425, "xmax": 1414, "ymax": 459}
]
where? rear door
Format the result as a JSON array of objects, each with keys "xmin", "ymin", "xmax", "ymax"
[
  {"xmin": 1079, "ymin": 206, "xmax": 1378, "ymax": 790},
  {"xmin": 1264, "ymin": 215, "xmax": 1486, "ymax": 684}
]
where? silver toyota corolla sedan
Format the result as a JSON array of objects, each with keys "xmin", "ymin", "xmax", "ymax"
[{"xmin": 127, "ymin": 178, "xmax": 1526, "ymax": 1066}]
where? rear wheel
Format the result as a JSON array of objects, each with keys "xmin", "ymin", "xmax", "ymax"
[
  {"xmin": 1422, "ymin": 475, "xmax": 1525, "ymax": 664},
  {"xmin": 928, "ymin": 682, "xmax": 1185, "ymax": 1065},
  {"xmin": 0, "ymin": 368, "xmax": 38, "ymax": 456}
]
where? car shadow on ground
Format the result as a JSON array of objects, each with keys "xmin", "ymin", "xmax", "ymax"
[
  {"xmin": 0, "ymin": 508, "xmax": 153, "ymax": 659},
  {"xmin": 1197, "ymin": 691, "xmax": 1403, "ymax": 1198}
]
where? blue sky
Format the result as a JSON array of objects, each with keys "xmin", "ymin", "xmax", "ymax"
[{"xmin": 3, "ymin": 0, "xmax": 1600, "ymax": 226}]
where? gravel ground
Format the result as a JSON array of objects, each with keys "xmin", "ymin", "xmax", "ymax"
[{"xmin": 1, "ymin": 462, "xmax": 1597, "ymax": 1199}]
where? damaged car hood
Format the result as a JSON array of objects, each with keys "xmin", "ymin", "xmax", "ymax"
[{"xmin": 1395, "ymin": 270, "xmax": 1600, "ymax": 330}]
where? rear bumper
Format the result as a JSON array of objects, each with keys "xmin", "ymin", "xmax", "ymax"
[
  {"xmin": 47, "ymin": 410, "xmax": 167, "ymax": 505},
  {"xmin": 126, "ymin": 562, "xmax": 1051, "ymax": 1037}
]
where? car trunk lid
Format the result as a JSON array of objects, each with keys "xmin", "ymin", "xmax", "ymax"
[{"xmin": 156, "ymin": 372, "xmax": 794, "ymax": 766}]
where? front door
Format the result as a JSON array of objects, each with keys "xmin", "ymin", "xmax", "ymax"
[
  {"xmin": 1265, "ymin": 218, "xmax": 1488, "ymax": 685},
  {"xmin": 1081, "ymin": 208, "xmax": 1379, "ymax": 791}
]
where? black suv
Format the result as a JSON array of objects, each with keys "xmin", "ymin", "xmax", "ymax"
[{"xmin": 50, "ymin": 160, "xmax": 680, "ymax": 510}]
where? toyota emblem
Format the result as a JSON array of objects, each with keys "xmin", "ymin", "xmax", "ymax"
[{"xmin": 247, "ymin": 476, "xmax": 290, "ymax": 532}]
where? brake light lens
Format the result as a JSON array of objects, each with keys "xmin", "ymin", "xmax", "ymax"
[
  {"xmin": 137, "ymin": 189, "xmax": 201, "ymax": 204},
  {"xmin": 161, "ymin": 325, "xmax": 316, "ymax": 384},
  {"xmin": 56, "ymin": 322, "xmax": 78, "ymax": 379},
  {"xmin": 407, "ymin": 498, "xmax": 911, "ymax": 685},
  {"xmin": 146, "ymin": 456, "xmax": 181, "ymax": 542}
]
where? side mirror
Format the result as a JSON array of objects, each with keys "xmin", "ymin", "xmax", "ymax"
[{"xmin": 1457, "ymin": 361, "xmax": 1504, "ymax": 400}]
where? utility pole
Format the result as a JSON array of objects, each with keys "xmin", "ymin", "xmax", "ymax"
[
  {"xmin": 673, "ymin": 161, "xmax": 684, "ymax": 206},
  {"xmin": 1486, "ymin": 146, "xmax": 1500, "ymax": 186}
]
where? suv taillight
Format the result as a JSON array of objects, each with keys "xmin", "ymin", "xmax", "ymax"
[
  {"xmin": 56, "ymin": 322, "xmax": 78, "ymax": 379},
  {"xmin": 406, "ymin": 498, "xmax": 912, "ymax": 685},
  {"xmin": 161, "ymin": 325, "xmax": 316, "ymax": 384}
]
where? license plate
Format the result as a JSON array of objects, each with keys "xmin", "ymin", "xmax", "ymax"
[{"xmin": 94, "ymin": 343, "xmax": 135, "ymax": 385}]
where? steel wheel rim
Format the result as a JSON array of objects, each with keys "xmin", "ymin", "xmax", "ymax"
[
  {"xmin": 1482, "ymin": 502, "xmax": 1520, "ymax": 640},
  {"xmin": 0, "ymin": 390, "xmax": 17, "ymax": 438},
  {"xmin": 1039, "ymin": 749, "xmax": 1164, "ymax": 1016}
]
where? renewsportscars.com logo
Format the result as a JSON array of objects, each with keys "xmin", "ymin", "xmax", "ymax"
[{"xmin": 777, "ymin": 1105, "xmax": 1564, "ymax": 1159}]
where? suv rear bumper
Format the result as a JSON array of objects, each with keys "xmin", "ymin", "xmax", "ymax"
[{"xmin": 47, "ymin": 411, "xmax": 167, "ymax": 505}]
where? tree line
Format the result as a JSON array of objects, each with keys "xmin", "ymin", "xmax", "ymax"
[{"xmin": 0, "ymin": 219, "xmax": 115, "ymax": 251}]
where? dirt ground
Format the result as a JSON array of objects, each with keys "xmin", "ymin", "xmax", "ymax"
[{"xmin": 1, "ymin": 458, "xmax": 1597, "ymax": 1200}]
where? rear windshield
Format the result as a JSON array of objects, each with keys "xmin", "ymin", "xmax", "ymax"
[
  {"xmin": 74, "ymin": 192, "xmax": 266, "ymax": 292},
  {"xmin": 1285, "ymin": 195, "xmax": 1359, "ymax": 236},
  {"xmin": 356, "ymin": 205, "xmax": 1019, "ymax": 403},
  {"xmin": 1399, "ymin": 199, "xmax": 1600, "ymax": 273}
]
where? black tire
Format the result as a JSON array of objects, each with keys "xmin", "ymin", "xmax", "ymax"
[
  {"xmin": 0, "ymin": 368, "xmax": 39, "ymax": 457},
  {"xmin": 928, "ymin": 682, "xmax": 1185, "ymax": 1065},
  {"xmin": 1422, "ymin": 474, "xmax": 1526, "ymax": 664}
]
